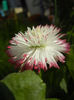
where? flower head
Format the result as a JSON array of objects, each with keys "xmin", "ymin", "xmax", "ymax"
[{"xmin": 7, "ymin": 25, "xmax": 70, "ymax": 72}]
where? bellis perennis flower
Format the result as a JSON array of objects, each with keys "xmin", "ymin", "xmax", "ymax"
[{"xmin": 7, "ymin": 25, "xmax": 70, "ymax": 72}]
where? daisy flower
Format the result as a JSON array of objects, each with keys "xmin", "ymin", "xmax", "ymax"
[{"xmin": 7, "ymin": 25, "xmax": 70, "ymax": 72}]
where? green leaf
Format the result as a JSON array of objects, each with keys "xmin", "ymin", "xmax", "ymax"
[
  {"xmin": 1, "ymin": 70, "xmax": 46, "ymax": 100},
  {"xmin": 66, "ymin": 45, "xmax": 74, "ymax": 80},
  {"xmin": 60, "ymin": 78, "xmax": 68, "ymax": 93}
]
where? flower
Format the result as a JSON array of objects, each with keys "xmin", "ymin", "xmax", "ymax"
[{"xmin": 7, "ymin": 25, "xmax": 70, "ymax": 72}]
